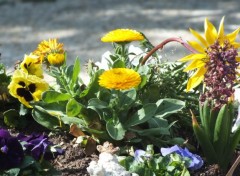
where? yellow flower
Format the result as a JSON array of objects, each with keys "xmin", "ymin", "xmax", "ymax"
[
  {"xmin": 20, "ymin": 54, "xmax": 43, "ymax": 78},
  {"xmin": 101, "ymin": 29, "xmax": 144, "ymax": 43},
  {"xmin": 179, "ymin": 17, "xmax": 240, "ymax": 92},
  {"xmin": 47, "ymin": 53, "xmax": 65, "ymax": 66},
  {"xmin": 33, "ymin": 38, "xmax": 65, "ymax": 65},
  {"xmin": 8, "ymin": 70, "xmax": 49, "ymax": 108},
  {"xmin": 99, "ymin": 68, "xmax": 141, "ymax": 90}
]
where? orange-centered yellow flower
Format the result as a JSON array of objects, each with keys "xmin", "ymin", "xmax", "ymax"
[
  {"xmin": 33, "ymin": 38, "xmax": 65, "ymax": 66},
  {"xmin": 99, "ymin": 68, "xmax": 141, "ymax": 90},
  {"xmin": 179, "ymin": 17, "xmax": 240, "ymax": 92},
  {"xmin": 101, "ymin": 29, "xmax": 144, "ymax": 43},
  {"xmin": 8, "ymin": 70, "xmax": 49, "ymax": 108},
  {"xmin": 20, "ymin": 54, "xmax": 43, "ymax": 78}
]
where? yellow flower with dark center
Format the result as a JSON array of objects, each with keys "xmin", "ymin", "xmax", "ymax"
[
  {"xmin": 47, "ymin": 53, "xmax": 65, "ymax": 66},
  {"xmin": 33, "ymin": 38, "xmax": 65, "ymax": 65},
  {"xmin": 20, "ymin": 54, "xmax": 43, "ymax": 78},
  {"xmin": 179, "ymin": 17, "xmax": 240, "ymax": 92},
  {"xmin": 101, "ymin": 29, "xmax": 144, "ymax": 43},
  {"xmin": 8, "ymin": 70, "xmax": 49, "ymax": 108},
  {"xmin": 99, "ymin": 68, "xmax": 141, "ymax": 90}
]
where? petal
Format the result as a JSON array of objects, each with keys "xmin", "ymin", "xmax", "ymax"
[
  {"xmin": 232, "ymin": 42, "xmax": 240, "ymax": 49},
  {"xmin": 205, "ymin": 18, "xmax": 218, "ymax": 45},
  {"xmin": 184, "ymin": 59, "xmax": 205, "ymax": 72},
  {"xmin": 186, "ymin": 67, "xmax": 206, "ymax": 92},
  {"xmin": 188, "ymin": 41, "xmax": 205, "ymax": 53},
  {"xmin": 218, "ymin": 16, "xmax": 225, "ymax": 41},
  {"xmin": 178, "ymin": 53, "xmax": 206, "ymax": 62},
  {"xmin": 236, "ymin": 56, "xmax": 240, "ymax": 62},
  {"xmin": 226, "ymin": 28, "xmax": 240, "ymax": 43},
  {"xmin": 189, "ymin": 28, "xmax": 208, "ymax": 47}
]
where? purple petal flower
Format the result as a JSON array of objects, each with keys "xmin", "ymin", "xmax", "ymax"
[
  {"xmin": 161, "ymin": 145, "xmax": 203, "ymax": 171},
  {"xmin": 134, "ymin": 149, "xmax": 146, "ymax": 163},
  {"xmin": 0, "ymin": 129, "xmax": 24, "ymax": 170},
  {"xmin": 18, "ymin": 133, "xmax": 64, "ymax": 161}
]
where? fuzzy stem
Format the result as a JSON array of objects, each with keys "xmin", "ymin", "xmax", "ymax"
[{"xmin": 140, "ymin": 37, "xmax": 196, "ymax": 65}]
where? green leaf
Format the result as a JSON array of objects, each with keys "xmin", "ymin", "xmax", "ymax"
[
  {"xmin": 66, "ymin": 98, "xmax": 83, "ymax": 117},
  {"xmin": 112, "ymin": 59, "xmax": 125, "ymax": 68},
  {"xmin": 2, "ymin": 168, "xmax": 20, "ymax": 176},
  {"xmin": 3, "ymin": 109, "xmax": 20, "ymax": 128},
  {"xmin": 155, "ymin": 99, "xmax": 185, "ymax": 118},
  {"xmin": 106, "ymin": 119, "xmax": 126, "ymax": 140},
  {"xmin": 133, "ymin": 127, "xmax": 170, "ymax": 136},
  {"xmin": 32, "ymin": 106, "xmax": 60, "ymax": 130},
  {"xmin": 42, "ymin": 91, "xmax": 72, "ymax": 103},
  {"xmin": 88, "ymin": 98, "xmax": 108, "ymax": 109},
  {"xmin": 125, "ymin": 103, "xmax": 157, "ymax": 127},
  {"xmin": 70, "ymin": 58, "xmax": 81, "ymax": 89},
  {"xmin": 20, "ymin": 156, "xmax": 35, "ymax": 169},
  {"xmin": 148, "ymin": 117, "xmax": 169, "ymax": 128},
  {"xmin": 118, "ymin": 89, "xmax": 136, "ymax": 108}
]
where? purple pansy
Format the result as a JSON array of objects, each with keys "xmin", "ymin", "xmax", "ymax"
[
  {"xmin": 134, "ymin": 149, "xmax": 152, "ymax": 163},
  {"xmin": 0, "ymin": 129, "xmax": 24, "ymax": 170},
  {"xmin": 161, "ymin": 145, "xmax": 203, "ymax": 171},
  {"xmin": 17, "ymin": 133, "xmax": 64, "ymax": 161}
]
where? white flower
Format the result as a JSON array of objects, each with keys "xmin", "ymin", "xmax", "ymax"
[
  {"xmin": 95, "ymin": 51, "xmax": 112, "ymax": 70},
  {"xmin": 232, "ymin": 88, "xmax": 240, "ymax": 132}
]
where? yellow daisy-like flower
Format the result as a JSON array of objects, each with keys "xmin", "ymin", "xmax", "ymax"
[
  {"xmin": 99, "ymin": 68, "xmax": 141, "ymax": 90},
  {"xmin": 20, "ymin": 54, "xmax": 43, "ymax": 78},
  {"xmin": 101, "ymin": 29, "xmax": 144, "ymax": 43},
  {"xmin": 179, "ymin": 17, "xmax": 240, "ymax": 92},
  {"xmin": 8, "ymin": 70, "xmax": 49, "ymax": 108},
  {"xmin": 33, "ymin": 38, "xmax": 65, "ymax": 66},
  {"xmin": 47, "ymin": 53, "xmax": 65, "ymax": 66}
]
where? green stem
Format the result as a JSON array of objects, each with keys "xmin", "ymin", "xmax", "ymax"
[
  {"xmin": 141, "ymin": 37, "xmax": 196, "ymax": 65},
  {"xmin": 57, "ymin": 67, "xmax": 73, "ymax": 96}
]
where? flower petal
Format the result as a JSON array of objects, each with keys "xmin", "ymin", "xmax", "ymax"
[
  {"xmin": 218, "ymin": 16, "xmax": 225, "ymax": 42},
  {"xmin": 205, "ymin": 18, "xmax": 218, "ymax": 45},
  {"xmin": 226, "ymin": 28, "xmax": 240, "ymax": 43},
  {"xmin": 183, "ymin": 59, "xmax": 205, "ymax": 72},
  {"xmin": 178, "ymin": 54, "xmax": 206, "ymax": 62},
  {"xmin": 186, "ymin": 67, "xmax": 206, "ymax": 92},
  {"xmin": 189, "ymin": 28, "xmax": 208, "ymax": 47},
  {"xmin": 188, "ymin": 41, "xmax": 205, "ymax": 53}
]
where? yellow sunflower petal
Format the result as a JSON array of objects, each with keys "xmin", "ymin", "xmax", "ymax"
[
  {"xmin": 205, "ymin": 18, "xmax": 218, "ymax": 45},
  {"xmin": 226, "ymin": 28, "xmax": 240, "ymax": 43},
  {"xmin": 183, "ymin": 59, "xmax": 205, "ymax": 72},
  {"xmin": 218, "ymin": 16, "xmax": 225, "ymax": 42},
  {"xmin": 189, "ymin": 28, "xmax": 208, "ymax": 47},
  {"xmin": 178, "ymin": 53, "xmax": 206, "ymax": 62},
  {"xmin": 188, "ymin": 41, "xmax": 205, "ymax": 53},
  {"xmin": 186, "ymin": 67, "xmax": 206, "ymax": 92}
]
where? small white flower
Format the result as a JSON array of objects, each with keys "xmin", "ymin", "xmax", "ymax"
[{"xmin": 95, "ymin": 51, "xmax": 112, "ymax": 70}]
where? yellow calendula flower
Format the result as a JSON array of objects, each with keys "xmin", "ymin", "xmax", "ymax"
[
  {"xmin": 8, "ymin": 70, "xmax": 49, "ymax": 108},
  {"xmin": 101, "ymin": 29, "xmax": 144, "ymax": 43},
  {"xmin": 20, "ymin": 54, "xmax": 43, "ymax": 78},
  {"xmin": 47, "ymin": 53, "xmax": 65, "ymax": 66},
  {"xmin": 33, "ymin": 38, "xmax": 65, "ymax": 66},
  {"xmin": 179, "ymin": 17, "xmax": 240, "ymax": 92},
  {"xmin": 99, "ymin": 68, "xmax": 141, "ymax": 90}
]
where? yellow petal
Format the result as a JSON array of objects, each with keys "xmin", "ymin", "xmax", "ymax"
[
  {"xmin": 205, "ymin": 18, "xmax": 218, "ymax": 45},
  {"xmin": 178, "ymin": 53, "xmax": 206, "ymax": 62},
  {"xmin": 232, "ymin": 42, "xmax": 240, "ymax": 49},
  {"xmin": 226, "ymin": 28, "xmax": 240, "ymax": 43},
  {"xmin": 189, "ymin": 28, "xmax": 208, "ymax": 47},
  {"xmin": 184, "ymin": 59, "xmax": 205, "ymax": 72},
  {"xmin": 186, "ymin": 67, "xmax": 206, "ymax": 92},
  {"xmin": 188, "ymin": 41, "xmax": 205, "ymax": 53},
  {"xmin": 236, "ymin": 57, "xmax": 240, "ymax": 62},
  {"xmin": 218, "ymin": 16, "xmax": 225, "ymax": 42}
]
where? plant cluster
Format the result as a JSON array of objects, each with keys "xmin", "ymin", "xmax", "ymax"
[{"xmin": 0, "ymin": 17, "xmax": 240, "ymax": 175}]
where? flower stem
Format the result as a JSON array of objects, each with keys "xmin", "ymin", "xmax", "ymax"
[{"xmin": 140, "ymin": 37, "xmax": 196, "ymax": 65}]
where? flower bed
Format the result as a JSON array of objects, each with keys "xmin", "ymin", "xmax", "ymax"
[{"xmin": 0, "ymin": 17, "xmax": 240, "ymax": 176}]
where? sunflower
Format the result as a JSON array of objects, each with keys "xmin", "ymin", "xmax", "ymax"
[
  {"xmin": 99, "ymin": 68, "xmax": 141, "ymax": 90},
  {"xmin": 20, "ymin": 54, "xmax": 43, "ymax": 78},
  {"xmin": 101, "ymin": 29, "xmax": 144, "ymax": 43},
  {"xmin": 33, "ymin": 38, "xmax": 65, "ymax": 66},
  {"xmin": 179, "ymin": 17, "xmax": 240, "ymax": 92},
  {"xmin": 8, "ymin": 70, "xmax": 49, "ymax": 108}
]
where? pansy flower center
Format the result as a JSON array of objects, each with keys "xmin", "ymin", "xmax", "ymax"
[{"xmin": 16, "ymin": 81, "xmax": 37, "ymax": 102}]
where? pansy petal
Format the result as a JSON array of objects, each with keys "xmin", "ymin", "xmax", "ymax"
[
  {"xmin": 205, "ymin": 18, "xmax": 218, "ymax": 45},
  {"xmin": 226, "ymin": 28, "xmax": 240, "ymax": 43},
  {"xmin": 188, "ymin": 41, "xmax": 205, "ymax": 53},
  {"xmin": 186, "ymin": 67, "xmax": 206, "ymax": 92},
  {"xmin": 184, "ymin": 59, "xmax": 205, "ymax": 72},
  {"xmin": 179, "ymin": 53, "xmax": 206, "ymax": 62},
  {"xmin": 189, "ymin": 28, "xmax": 208, "ymax": 47},
  {"xmin": 218, "ymin": 16, "xmax": 225, "ymax": 42}
]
